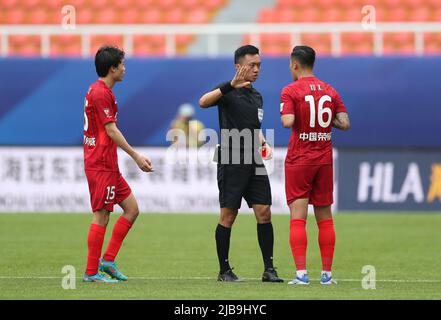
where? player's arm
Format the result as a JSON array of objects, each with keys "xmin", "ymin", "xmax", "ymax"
[
  {"xmin": 199, "ymin": 66, "xmax": 251, "ymax": 108},
  {"xmin": 105, "ymin": 122, "xmax": 154, "ymax": 172},
  {"xmin": 281, "ymin": 114, "xmax": 295, "ymax": 128},
  {"xmin": 332, "ymin": 112, "xmax": 350, "ymax": 131},
  {"xmin": 280, "ymin": 87, "xmax": 295, "ymax": 128}
]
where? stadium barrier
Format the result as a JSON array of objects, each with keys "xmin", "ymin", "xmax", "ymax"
[
  {"xmin": 2, "ymin": 23, "xmax": 441, "ymax": 57},
  {"xmin": 2, "ymin": 146, "xmax": 440, "ymax": 213},
  {"xmin": 338, "ymin": 149, "xmax": 441, "ymax": 211},
  {"xmin": 1, "ymin": 57, "xmax": 440, "ymax": 148},
  {"xmin": 0, "ymin": 147, "xmax": 299, "ymax": 213}
]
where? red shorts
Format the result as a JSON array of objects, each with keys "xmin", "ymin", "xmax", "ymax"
[
  {"xmin": 285, "ymin": 164, "xmax": 333, "ymax": 206},
  {"xmin": 85, "ymin": 170, "xmax": 132, "ymax": 213}
]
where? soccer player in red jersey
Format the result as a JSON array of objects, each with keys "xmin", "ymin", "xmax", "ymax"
[
  {"xmin": 83, "ymin": 46, "xmax": 153, "ymax": 283},
  {"xmin": 280, "ymin": 46, "xmax": 350, "ymax": 285}
]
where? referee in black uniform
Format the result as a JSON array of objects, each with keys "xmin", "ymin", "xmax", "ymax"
[{"xmin": 199, "ymin": 45, "xmax": 283, "ymax": 282}]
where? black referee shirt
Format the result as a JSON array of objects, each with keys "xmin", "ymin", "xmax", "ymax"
[{"xmin": 209, "ymin": 82, "xmax": 264, "ymax": 165}]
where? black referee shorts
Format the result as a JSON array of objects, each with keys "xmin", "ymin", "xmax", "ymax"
[{"xmin": 217, "ymin": 164, "xmax": 272, "ymax": 209}]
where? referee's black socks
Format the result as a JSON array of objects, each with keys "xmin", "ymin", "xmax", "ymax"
[
  {"xmin": 215, "ymin": 224, "xmax": 232, "ymax": 273},
  {"xmin": 257, "ymin": 222, "xmax": 274, "ymax": 270}
]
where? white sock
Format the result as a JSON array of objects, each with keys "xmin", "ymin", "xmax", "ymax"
[{"xmin": 296, "ymin": 270, "xmax": 307, "ymax": 278}]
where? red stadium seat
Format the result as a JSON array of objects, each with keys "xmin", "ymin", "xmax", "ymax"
[
  {"xmin": 163, "ymin": 9, "xmax": 185, "ymax": 24},
  {"xmin": 180, "ymin": 0, "xmax": 200, "ymax": 9},
  {"xmin": 23, "ymin": 0, "xmax": 40, "ymax": 8},
  {"xmin": 76, "ymin": 8, "xmax": 94, "ymax": 24},
  {"xmin": 139, "ymin": 9, "xmax": 162, "ymax": 23},
  {"xmin": 258, "ymin": 8, "xmax": 277, "ymax": 23},
  {"xmin": 9, "ymin": 35, "xmax": 41, "ymax": 56},
  {"xmin": 409, "ymin": 7, "xmax": 430, "ymax": 21},
  {"xmin": 321, "ymin": 8, "xmax": 342, "ymax": 22},
  {"xmin": 388, "ymin": 8, "xmax": 409, "ymax": 22},
  {"xmin": 186, "ymin": 9, "xmax": 209, "ymax": 24},
  {"xmin": 176, "ymin": 34, "xmax": 194, "ymax": 46},
  {"xmin": 29, "ymin": 8, "xmax": 49, "ymax": 24},
  {"xmin": 50, "ymin": 35, "xmax": 82, "ymax": 57},
  {"xmin": 301, "ymin": 33, "xmax": 332, "ymax": 55},
  {"xmin": 2, "ymin": 0, "xmax": 18, "ymax": 9},
  {"xmin": 113, "ymin": 0, "xmax": 134, "ymax": 9},
  {"xmin": 4, "ymin": 9, "xmax": 26, "ymax": 24},
  {"xmin": 46, "ymin": 0, "xmax": 65, "ymax": 9},
  {"xmin": 91, "ymin": 35, "xmax": 124, "ymax": 55},
  {"xmin": 156, "ymin": 0, "xmax": 176, "ymax": 10},
  {"xmin": 120, "ymin": 9, "xmax": 140, "ymax": 24},
  {"xmin": 90, "ymin": 0, "xmax": 109, "ymax": 10},
  {"xmin": 95, "ymin": 8, "xmax": 118, "ymax": 24},
  {"xmin": 294, "ymin": 9, "xmax": 321, "ymax": 22},
  {"xmin": 276, "ymin": 10, "xmax": 296, "ymax": 23}
]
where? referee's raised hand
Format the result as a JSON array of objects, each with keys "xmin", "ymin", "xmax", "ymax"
[{"xmin": 231, "ymin": 65, "xmax": 251, "ymax": 88}]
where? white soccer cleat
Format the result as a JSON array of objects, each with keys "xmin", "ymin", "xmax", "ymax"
[
  {"xmin": 288, "ymin": 274, "xmax": 310, "ymax": 285},
  {"xmin": 320, "ymin": 273, "xmax": 337, "ymax": 285}
]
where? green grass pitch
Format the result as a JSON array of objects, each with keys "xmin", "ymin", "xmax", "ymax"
[{"xmin": 0, "ymin": 213, "xmax": 440, "ymax": 300}]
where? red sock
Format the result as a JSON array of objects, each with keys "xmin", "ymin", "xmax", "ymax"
[
  {"xmin": 103, "ymin": 216, "xmax": 133, "ymax": 262},
  {"xmin": 86, "ymin": 224, "xmax": 106, "ymax": 276},
  {"xmin": 289, "ymin": 219, "xmax": 307, "ymax": 270},
  {"xmin": 317, "ymin": 218, "xmax": 336, "ymax": 272}
]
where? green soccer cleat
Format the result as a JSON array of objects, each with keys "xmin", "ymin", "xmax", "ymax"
[
  {"xmin": 83, "ymin": 273, "xmax": 119, "ymax": 283},
  {"xmin": 99, "ymin": 258, "xmax": 128, "ymax": 281}
]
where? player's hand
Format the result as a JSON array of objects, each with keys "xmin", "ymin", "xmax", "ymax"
[
  {"xmin": 260, "ymin": 143, "xmax": 273, "ymax": 161},
  {"xmin": 231, "ymin": 65, "xmax": 251, "ymax": 88},
  {"xmin": 134, "ymin": 154, "xmax": 154, "ymax": 172}
]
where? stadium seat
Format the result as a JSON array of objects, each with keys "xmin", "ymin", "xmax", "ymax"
[
  {"xmin": 76, "ymin": 8, "xmax": 94, "ymax": 24},
  {"xmin": 120, "ymin": 9, "xmax": 140, "ymax": 24},
  {"xmin": 4, "ymin": 9, "xmax": 26, "ymax": 24},
  {"xmin": 139, "ymin": 9, "xmax": 162, "ymax": 23},
  {"xmin": 301, "ymin": 33, "xmax": 332, "ymax": 55},
  {"xmin": 50, "ymin": 35, "xmax": 82, "ymax": 56},
  {"xmin": 1, "ymin": 0, "xmax": 18, "ymax": 9},
  {"xmin": 163, "ymin": 9, "xmax": 185, "ymax": 24},
  {"xmin": 91, "ymin": 35, "xmax": 124, "ymax": 55},
  {"xmin": 95, "ymin": 8, "xmax": 118, "ymax": 24},
  {"xmin": 185, "ymin": 9, "xmax": 209, "ymax": 24},
  {"xmin": 9, "ymin": 35, "xmax": 41, "ymax": 56}
]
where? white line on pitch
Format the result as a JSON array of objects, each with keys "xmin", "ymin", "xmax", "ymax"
[{"xmin": 1, "ymin": 276, "xmax": 441, "ymax": 283}]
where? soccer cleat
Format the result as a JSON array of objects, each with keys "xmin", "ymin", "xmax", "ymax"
[
  {"xmin": 99, "ymin": 258, "xmax": 128, "ymax": 281},
  {"xmin": 83, "ymin": 273, "xmax": 119, "ymax": 283},
  {"xmin": 320, "ymin": 273, "xmax": 337, "ymax": 285},
  {"xmin": 217, "ymin": 268, "xmax": 243, "ymax": 282},
  {"xmin": 288, "ymin": 273, "xmax": 310, "ymax": 285},
  {"xmin": 262, "ymin": 267, "xmax": 284, "ymax": 283}
]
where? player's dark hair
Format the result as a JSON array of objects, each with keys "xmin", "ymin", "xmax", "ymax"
[
  {"xmin": 95, "ymin": 46, "xmax": 125, "ymax": 77},
  {"xmin": 291, "ymin": 45, "xmax": 316, "ymax": 69},
  {"xmin": 234, "ymin": 45, "xmax": 259, "ymax": 64}
]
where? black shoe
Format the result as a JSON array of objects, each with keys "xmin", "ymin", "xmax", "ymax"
[
  {"xmin": 262, "ymin": 267, "xmax": 284, "ymax": 283},
  {"xmin": 218, "ymin": 268, "xmax": 242, "ymax": 282}
]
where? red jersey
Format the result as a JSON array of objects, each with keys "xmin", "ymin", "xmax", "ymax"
[
  {"xmin": 280, "ymin": 76, "xmax": 347, "ymax": 165},
  {"xmin": 83, "ymin": 80, "xmax": 119, "ymax": 172}
]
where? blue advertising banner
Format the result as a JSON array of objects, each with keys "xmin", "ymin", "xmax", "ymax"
[
  {"xmin": 1, "ymin": 57, "xmax": 440, "ymax": 147},
  {"xmin": 338, "ymin": 149, "xmax": 441, "ymax": 211}
]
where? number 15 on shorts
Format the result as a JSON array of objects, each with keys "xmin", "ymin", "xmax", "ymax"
[{"xmin": 106, "ymin": 186, "xmax": 116, "ymax": 202}]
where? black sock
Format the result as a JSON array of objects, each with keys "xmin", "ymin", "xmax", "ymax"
[
  {"xmin": 257, "ymin": 222, "xmax": 274, "ymax": 270},
  {"xmin": 215, "ymin": 224, "xmax": 232, "ymax": 273}
]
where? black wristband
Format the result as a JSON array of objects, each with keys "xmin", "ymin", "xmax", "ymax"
[{"xmin": 219, "ymin": 82, "xmax": 235, "ymax": 95}]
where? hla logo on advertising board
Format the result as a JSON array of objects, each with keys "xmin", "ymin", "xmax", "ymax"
[{"xmin": 357, "ymin": 162, "xmax": 441, "ymax": 203}]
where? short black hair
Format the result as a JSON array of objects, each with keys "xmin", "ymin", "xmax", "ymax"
[
  {"xmin": 291, "ymin": 45, "xmax": 316, "ymax": 69},
  {"xmin": 234, "ymin": 45, "xmax": 259, "ymax": 64},
  {"xmin": 95, "ymin": 46, "xmax": 125, "ymax": 77}
]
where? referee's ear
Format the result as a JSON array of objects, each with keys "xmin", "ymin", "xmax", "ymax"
[{"xmin": 235, "ymin": 63, "xmax": 241, "ymax": 70}]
